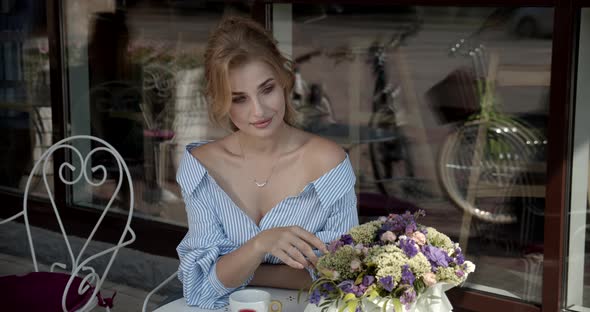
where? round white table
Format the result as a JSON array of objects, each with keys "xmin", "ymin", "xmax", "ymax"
[{"xmin": 154, "ymin": 287, "xmax": 310, "ymax": 312}]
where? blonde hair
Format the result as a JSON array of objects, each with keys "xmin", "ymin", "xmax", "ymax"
[{"xmin": 204, "ymin": 16, "xmax": 296, "ymax": 131}]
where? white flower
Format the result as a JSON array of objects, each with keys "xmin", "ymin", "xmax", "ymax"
[
  {"xmin": 354, "ymin": 246, "xmax": 363, "ymax": 255},
  {"xmin": 423, "ymin": 272, "xmax": 437, "ymax": 287},
  {"xmin": 411, "ymin": 232, "xmax": 426, "ymax": 246},
  {"xmin": 464, "ymin": 261, "xmax": 476, "ymax": 274},
  {"xmin": 426, "ymin": 227, "xmax": 454, "ymax": 250},
  {"xmin": 332, "ymin": 270, "xmax": 340, "ymax": 280},
  {"xmin": 350, "ymin": 258, "xmax": 362, "ymax": 271},
  {"xmin": 381, "ymin": 231, "xmax": 397, "ymax": 242},
  {"xmin": 362, "ymin": 247, "xmax": 369, "ymax": 256}
]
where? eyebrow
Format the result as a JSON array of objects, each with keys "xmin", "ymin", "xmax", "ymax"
[{"xmin": 231, "ymin": 78, "xmax": 275, "ymax": 95}]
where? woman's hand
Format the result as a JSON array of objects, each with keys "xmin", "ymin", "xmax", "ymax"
[{"xmin": 253, "ymin": 226, "xmax": 329, "ymax": 269}]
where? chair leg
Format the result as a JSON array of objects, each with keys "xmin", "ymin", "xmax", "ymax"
[{"xmin": 143, "ymin": 271, "xmax": 178, "ymax": 312}]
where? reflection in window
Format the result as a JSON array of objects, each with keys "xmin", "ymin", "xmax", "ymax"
[
  {"xmin": 284, "ymin": 4, "xmax": 552, "ymax": 303},
  {"xmin": 0, "ymin": 1, "xmax": 51, "ymax": 197},
  {"xmin": 63, "ymin": 1, "xmax": 251, "ymax": 222},
  {"xmin": 59, "ymin": 1, "xmax": 555, "ymax": 303}
]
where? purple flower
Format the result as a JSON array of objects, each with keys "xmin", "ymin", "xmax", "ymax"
[
  {"xmin": 353, "ymin": 284, "xmax": 367, "ymax": 297},
  {"xmin": 327, "ymin": 240, "xmax": 343, "ymax": 253},
  {"xmin": 401, "ymin": 265, "xmax": 415, "ymax": 285},
  {"xmin": 379, "ymin": 276, "xmax": 395, "ymax": 292},
  {"xmin": 362, "ymin": 275, "xmax": 375, "ymax": 287},
  {"xmin": 340, "ymin": 234, "xmax": 354, "ymax": 245},
  {"xmin": 381, "ymin": 218, "xmax": 405, "ymax": 234},
  {"xmin": 338, "ymin": 280, "xmax": 355, "ymax": 293},
  {"xmin": 405, "ymin": 223, "xmax": 417, "ymax": 235},
  {"xmin": 309, "ymin": 289, "xmax": 322, "ymax": 305},
  {"xmin": 338, "ymin": 280, "xmax": 368, "ymax": 297},
  {"xmin": 400, "ymin": 288, "xmax": 417, "ymax": 309},
  {"xmin": 456, "ymin": 270, "xmax": 465, "ymax": 278},
  {"xmin": 403, "ymin": 211, "xmax": 415, "ymax": 222},
  {"xmin": 322, "ymin": 283, "xmax": 336, "ymax": 292},
  {"xmin": 445, "ymin": 252, "xmax": 454, "ymax": 266},
  {"xmin": 455, "ymin": 249, "xmax": 465, "ymax": 265},
  {"xmin": 380, "ymin": 210, "xmax": 424, "ymax": 238},
  {"xmin": 356, "ymin": 307, "xmax": 362, "ymax": 312},
  {"xmin": 423, "ymin": 245, "xmax": 449, "ymax": 268},
  {"xmin": 399, "ymin": 238, "xmax": 418, "ymax": 258}
]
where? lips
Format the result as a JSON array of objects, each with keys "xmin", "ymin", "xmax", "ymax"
[{"xmin": 251, "ymin": 117, "xmax": 272, "ymax": 129}]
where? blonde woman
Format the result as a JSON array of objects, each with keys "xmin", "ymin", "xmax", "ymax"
[{"xmin": 175, "ymin": 16, "xmax": 358, "ymax": 309}]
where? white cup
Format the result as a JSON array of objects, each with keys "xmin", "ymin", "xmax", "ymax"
[{"xmin": 229, "ymin": 289, "xmax": 282, "ymax": 312}]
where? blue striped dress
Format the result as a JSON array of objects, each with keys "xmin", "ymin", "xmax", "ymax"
[{"xmin": 175, "ymin": 142, "xmax": 359, "ymax": 309}]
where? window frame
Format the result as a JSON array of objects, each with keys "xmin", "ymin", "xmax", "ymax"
[{"xmin": 0, "ymin": 0, "xmax": 580, "ymax": 311}]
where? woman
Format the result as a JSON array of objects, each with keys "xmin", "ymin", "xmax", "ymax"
[{"xmin": 176, "ymin": 16, "xmax": 358, "ymax": 309}]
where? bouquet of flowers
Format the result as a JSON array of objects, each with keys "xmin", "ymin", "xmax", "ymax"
[{"xmin": 304, "ymin": 210, "xmax": 475, "ymax": 312}]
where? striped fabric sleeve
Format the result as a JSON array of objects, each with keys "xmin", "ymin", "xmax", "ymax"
[
  {"xmin": 307, "ymin": 186, "xmax": 359, "ymax": 282},
  {"xmin": 315, "ymin": 187, "xmax": 359, "ymax": 244},
  {"xmin": 176, "ymin": 196, "xmax": 252, "ymax": 309}
]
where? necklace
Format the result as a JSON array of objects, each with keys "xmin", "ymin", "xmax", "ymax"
[{"xmin": 237, "ymin": 133, "xmax": 283, "ymax": 188}]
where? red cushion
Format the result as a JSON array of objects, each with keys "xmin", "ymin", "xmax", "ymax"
[{"xmin": 0, "ymin": 271, "xmax": 94, "ymax": 312}]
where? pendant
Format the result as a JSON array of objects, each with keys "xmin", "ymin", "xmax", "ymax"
[{"xmin": 254, "ymin": 180, "xmax": 268, "ymax": 188}]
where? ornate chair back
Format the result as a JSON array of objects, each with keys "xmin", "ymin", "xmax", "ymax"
[{"xmin": 0, "ymin": 135, "xmax": 136, "ymax": 312}]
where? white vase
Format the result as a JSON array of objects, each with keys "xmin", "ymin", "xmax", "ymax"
[
  {"xmin": 304, "ymin": 298, "xmax": 408, "ymax": 312},
  {"xmin": 303, "ymin": 283, "xmax": 455, "ymax": 312}
]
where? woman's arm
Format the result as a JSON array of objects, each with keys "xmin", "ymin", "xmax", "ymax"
[
  {"xmin": 216, "ymin": 226, "xmax": 328, "ymax": 288},
  {"xmin": 249, "ymin": 264, "xmax": 313, "ymax": 290},
  {"xmin": 215, "ymin": 237, "xmax": 265, "ymax": 288}
]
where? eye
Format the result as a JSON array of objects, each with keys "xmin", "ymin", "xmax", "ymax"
[
  {"xmin": 232, "ymin": 96, "xmax": 246, "ymax": 104},
  {"xmin": 262, "ymin": 84, "xmax": 275, "ymax": 94}
]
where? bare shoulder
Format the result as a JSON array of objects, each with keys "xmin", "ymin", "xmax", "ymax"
[
  {"xmin": 303, "ymin": 134, "xmax": 347, "ymax": 177},
  {"xmin": 189, "ymin": 141, "xmax": 212, "ymax": 161},
  {"xmin": 189, "ymin": 137, "xmax": 234, "ymax": 170}
]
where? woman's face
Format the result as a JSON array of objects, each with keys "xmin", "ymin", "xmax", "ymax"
[{"xmin": 228, "ymin": 59, "xmax": 286, "ymax": 137}]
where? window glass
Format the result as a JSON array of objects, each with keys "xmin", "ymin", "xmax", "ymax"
[
  {"xmin": 63, "ymin": 1, "xmax": 250, "ymax": 224},
  {"xmin": 0, "ymin": 0, "xmax": 51, "ymax": 197},
  {"xmin": 61, "ymin": 1, "xmax": 555, "ymax": 302},
  {"xmin": 278, "ymin": 4, "xmax": 553, "ymax": 303}
]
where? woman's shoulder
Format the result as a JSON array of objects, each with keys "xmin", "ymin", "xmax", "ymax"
[
  {"xmin": 297, "ymin": 130, "xmax": 355, "ymax": 208},
  {"xmin": 177, "ymin": 137, "xmax": 236, "ymax": 194},
  {"xmin": 188, "ymin": 136, "xmax": 237, "ymax": 169},
  {"xmin": 187, "ymin": 140, "xmax": 215, "ymax": 166},
  {"xmin": 300, "ymin": 131, "xmax": 347, "ymax": 178}
]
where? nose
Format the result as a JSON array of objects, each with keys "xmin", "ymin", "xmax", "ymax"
[{"xmin": 251, "ymin": 96, "xmax": 265, "ymax": 118}]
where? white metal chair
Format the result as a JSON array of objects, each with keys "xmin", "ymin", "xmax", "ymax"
[
  {"xmin": 142, "ymin": 270, "xmax": 179, "ymax": 312},
  {"xmin": 0, "ymin": 135, "xmax": 136, "ymax": 311}
]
